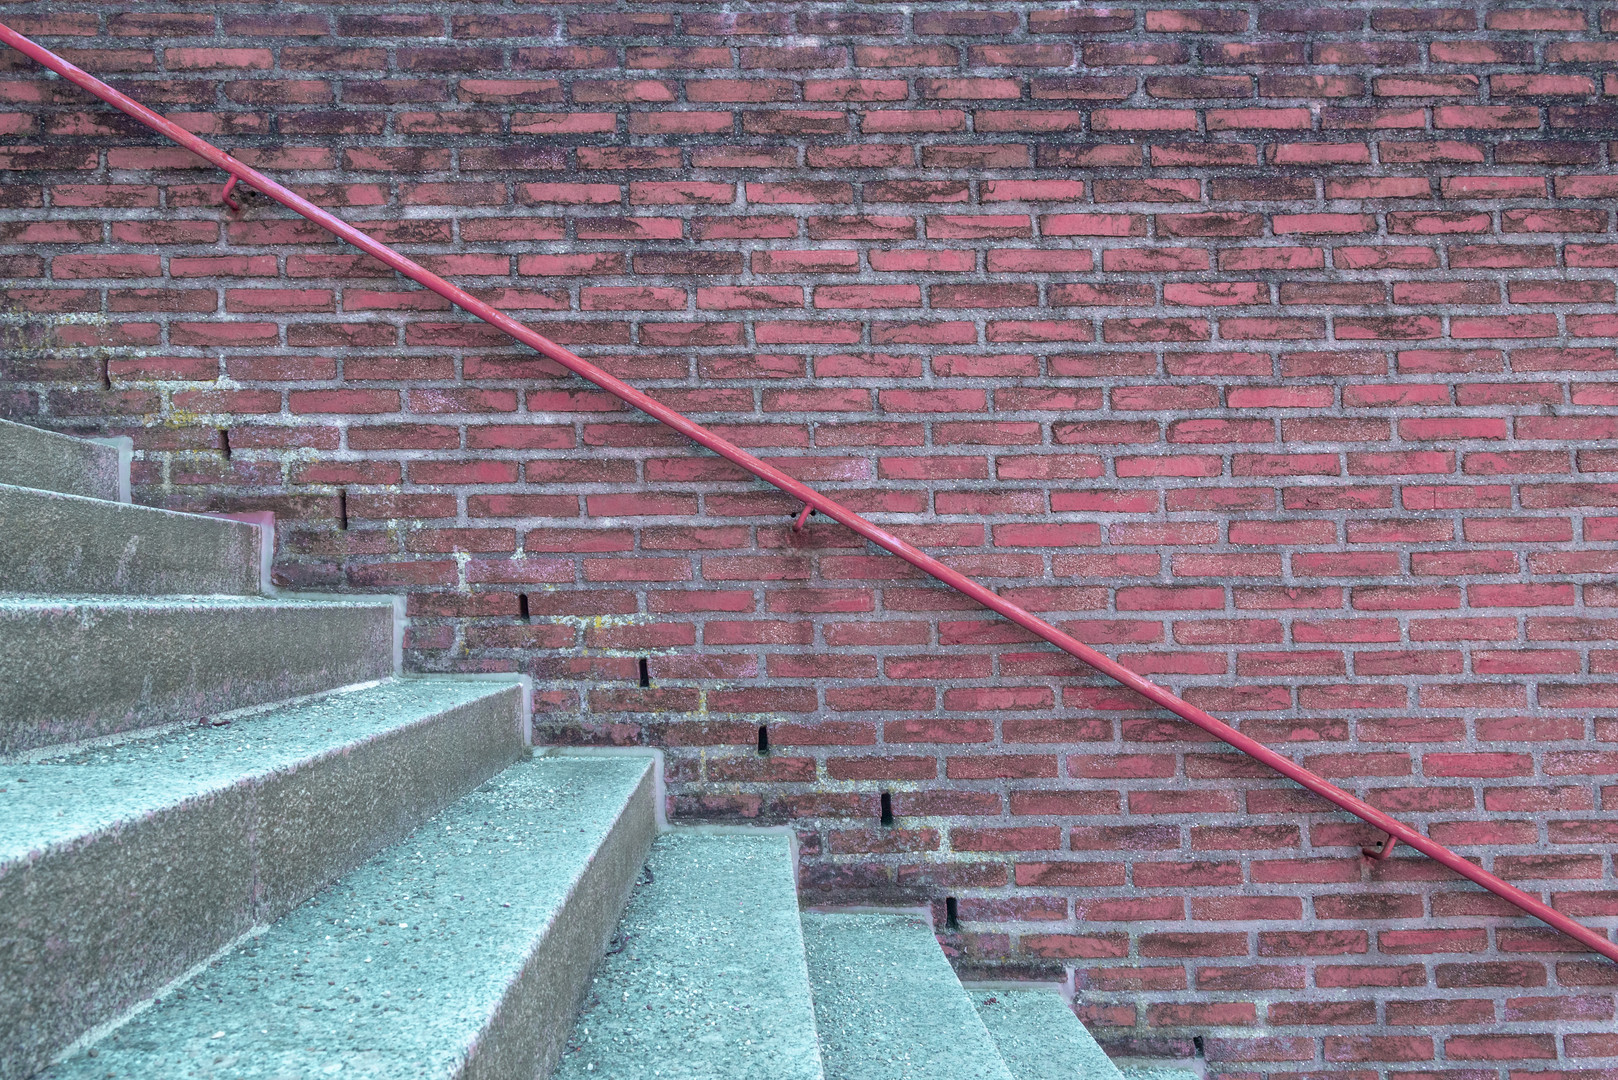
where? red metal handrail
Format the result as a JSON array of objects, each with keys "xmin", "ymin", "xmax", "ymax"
[{"xmin": 6, "ymin": 21, "xmax": 1613, "ymax": 964}]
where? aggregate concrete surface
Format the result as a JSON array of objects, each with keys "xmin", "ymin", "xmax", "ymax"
[
  {"xmin": 1118, "ymin": 1066, "xmax": 1200, "ymax": 1080},
  {"xmin": 0, "ymin": 419, "xmax": 121, "ymax": 502},
  {"xmin": 554, "ymin": 832, "xmax": 826, "ymax": 1080},
  {"xmin": 0, "ymin": 594, "xmax": 395, "ymax": 753},
  {"xmin": 973, "ymin": 989, "xmax": 1123, "ymax": 1080},
  {"xmin": 38, "ymin": 755, "xmax": 654, "ymax": 1079},
  {"xmin": 0, "ymin": 678, "xmax": 525, "ymax": 1079},
  {"xmin": 0, "ymin": 483, "xmax": 262, "ymax": 596},
  {"xmin": 802, "ymin": 913, "xmax": 1014, "ymax": 1080}
]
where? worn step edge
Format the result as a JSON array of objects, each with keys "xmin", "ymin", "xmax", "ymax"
[
  {"xmin": 554, "ymin": 831, "xmax": 825, "ymax": 1080},
  {"xmin": 0, "ymin": 594, "xmax": 397, "ymax": 756},
  {"xmin": 0, "ymin": 676, "xmax": 527, "ymax": 1080},
  {"xmin": 0, "ymin": 483, "xmax": 264, "ymax": 596},
  {"xmin": 802, "ymin": 911, "xmax": 1015, "ymax": 1080},
  {"xmin": 38, "ymin": 754, "xmax": 658, "ymax": 1080},
  {"xmin": 0, "ymin": 419, "xmax": 127, "ymax": 502},
  {"xmin": 972, "ymin": 987, "xmax": 1126, "ymax": 1080}
]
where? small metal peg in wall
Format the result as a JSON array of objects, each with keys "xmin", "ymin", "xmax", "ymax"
[{"xmin": 1363, "ymin": 835, "xmax": 1399, "ymax": 861}]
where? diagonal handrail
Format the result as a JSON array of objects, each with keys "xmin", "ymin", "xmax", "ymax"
[{"xmin": 5, "ymin": 21, "xmax": 1613, "ymax": 964}]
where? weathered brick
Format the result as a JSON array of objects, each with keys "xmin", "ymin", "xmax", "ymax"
[{"xmin": 5, "ymin": 10, "xmax": 1618, "ymax": 1060}]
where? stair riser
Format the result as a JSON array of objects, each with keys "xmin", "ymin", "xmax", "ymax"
[
  {"xmin": 254, "ymin": 684, "xmax": 527, "ymax": 916},
  {"xmin": 465, "ymin": 769, "xmax": 657, "ymax": 1080},
  {"xmin": 0, "ymin": 600, "xmax": 395, "ymax": 755},
  {"xmin": 975, "ymin": 989, "xmax": 1126, "ymax": 1080},
  {"xmin": 0, "ymin": 685, "xmax": 525, "ymax": 1079},
  {"xmin": 0, "ymin": 420, "xmax": 124, "ymax": 502},
  {"xmin": 0, "ymin": 485, "xmax": 263, "ymax": 596},
  {"xmin": 0, "ymin": 792, "xmax": 255, "ymax": 1080},
  {"xmin": 554, "ymin": 832, "xmax": 826, "ymax": 1080},
  {"xmin": 803, "ymin": 913, "xmax": 1017, "ymax": 1080}
]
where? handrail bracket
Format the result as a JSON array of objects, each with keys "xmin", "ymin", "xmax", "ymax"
[{"xmin": 1363, "ymin": 835, "xmax": 1400, "ymax": 861}]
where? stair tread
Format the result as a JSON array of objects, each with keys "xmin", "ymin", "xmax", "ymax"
[
  {"xmin": 1, "ymin": 678, "xmax": 506, "ymax": 861},
  {"xmin": 41, "ymin": 755, "xmax": 655, "ymax": 1079},
  {"xmin": 554, "ymin": 832, "xmax": 824, "ymax": 1080},
  {"xmin": 973, "ymin": 989, "xmax": 1124, "ymax": 1080},
  {"xmin": 802, "ymin": 912, "xmax": 1014, "ymax": 1080},
  {"xmin": 0, "ymin": 483, "xmax": 262, "ymax": 595}
]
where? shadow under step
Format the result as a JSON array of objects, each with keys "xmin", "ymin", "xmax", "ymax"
[
  {"xmin": 0, "ymin": 676, "xmax": 526, "ymax": 1079},
  {"xmin": 37, "ymin": 754, "xmax": 657, "ymax": 1080},
  {"xmin": 802, "ymin": 911, "xmax": 1015, "ymax": 1080},
  {"xmin": 974, "ymin": 989, "xmax": 1125, "ymax": 1080},
  {"xmin": 0, "ymin": 483, "xmax": 264, "ymax": 596},
  {"xmin": 0, "ymin": 593, "xmax": 395, "ymax": 755}
]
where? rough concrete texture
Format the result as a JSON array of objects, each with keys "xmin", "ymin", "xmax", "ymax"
[
  {"xmin": 802, "ymin": 913, "xmax": 1014, "ymax": 1080},
  {"xmin": 974, "ymin": 990, "xmax": 1123, "ymax": 1080},
  {"xmin": 0, "ymin": 594, "xmax": 395, "ymax": 755},
  {"xmin": 0, "ymin": 677, "xmax": 526, "ymax": 1080},
  {"xmin": 39, "ymin": 755, "xmax": 656, "ymax": 1080},
  {"xmin": 1117, "ymin": 1067, "xmax": 1199, "ymax": 1080},
  {"xmin": 0, "ymin": 483, "xmax": 262, "ymax": 596},
  {"xmin": 554, "ymin": 833, "xmax": 825, "ymax": 1080},
  {"xmin": 0, "ymin": 419, "xmax": 121, "ymax": 502}
]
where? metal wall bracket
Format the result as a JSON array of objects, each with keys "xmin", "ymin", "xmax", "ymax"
[{"xmin": 1363, "ymin": 835, "xmax": 1399, "ymax": 861}]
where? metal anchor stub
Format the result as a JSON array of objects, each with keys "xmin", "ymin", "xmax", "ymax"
[{"xmin": 1363, "ymin": 834, "xmax": 1399, "ymax": 861}]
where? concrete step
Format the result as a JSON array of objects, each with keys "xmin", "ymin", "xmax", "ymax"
[
  {"xmin": 0, "ymin": 593, "xmax": 396, "ymax": 756},
  {"xmin": 802, "ymin": 912, "xmax": 1015, "ymax": 1080},
  {"xmin": 1119, "ymin": 1066, "xmax": 1201, "ymax": 1080},
  {"xmin": 38, "ymin": 754, "xmax": 657, "ymax": 1080},
  {"xmin": 554, "ymin": 832, "xmax": 825, "ymax": 1080},
  {"xmin": 973, "ymin": 989, "xmax": 1125, "ymax": 1080},
  {"xmin": 0, "ymin": 418, "xmax": 126, "ymax": 502},
  {"xmin": 0, "ymin": 676, "xmax": 527, "ymax": 1079},
  {"xmin": 0, "ymin": 483, "xmax": 264, "ymax": 596}
]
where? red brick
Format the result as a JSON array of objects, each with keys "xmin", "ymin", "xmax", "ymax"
[{"xmin": 13, "ymin": 18, "xmax": 1618, "ymax": 1060}]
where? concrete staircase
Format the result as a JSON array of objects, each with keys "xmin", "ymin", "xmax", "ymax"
[{"xmin": 1, "ymin": 418, "xmax": 1177, "ymax": 1080}]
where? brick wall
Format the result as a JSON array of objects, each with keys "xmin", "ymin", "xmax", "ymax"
[{"xmin": 4, "ymin": 1, "xmax": 1618, "ymax": 1070}]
